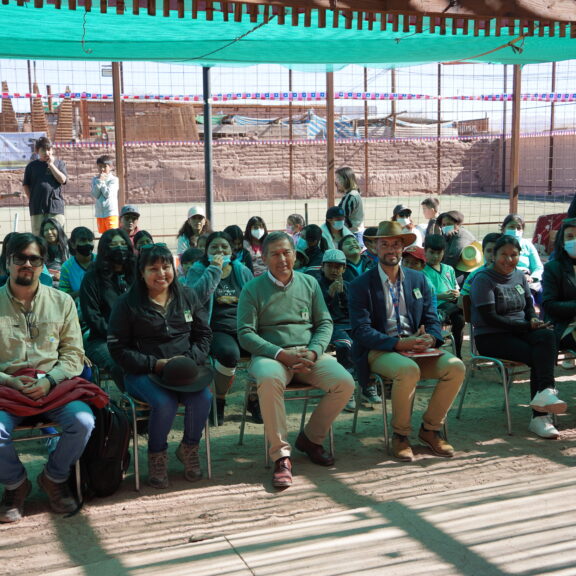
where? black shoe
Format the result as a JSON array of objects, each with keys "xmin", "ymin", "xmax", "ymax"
[
  {"xmin": 210, "ymin": 398, "xmax": 226, "ymax": 426},
  {"xmin": 247, "ymin": 396, "xmax": 263, "ymax": 424}
]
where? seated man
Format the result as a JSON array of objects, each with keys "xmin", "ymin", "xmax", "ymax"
[
  {"xmin": 422, "ymin": 234, "xmax": 465, "ymax": 358},
  {"xmin": 238, "ymin": 232, "xmax": 355, "ymax": 489},
  {"xmin": 0, "ymin": 233, "xmax": 95, "ymax": 523},
  {"xmin": 349, "ymin": 221, "xmax": 465, "ymax": 462}
]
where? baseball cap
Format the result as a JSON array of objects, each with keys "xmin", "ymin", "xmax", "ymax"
[
  {"xmin": 326, "ymin": 206, "xmax": 345, "ymax": 220},
  {"xmin": 402, "ymin": 245, "xmax": 426, "ymax": 264},
  {"xmin": 188, "ymin": 205, "xmax": 205, "ymax": 219},
  {"xmin": 393, "ymin": 204, "xmax": 412, "ymax": 217},
  {"xmin": 120, "ymin": 204, "xmax": 140, "ymax": 218},
  {"xmin": 322, "ymin": 249, "xmax": 347, "ymax": 265}
]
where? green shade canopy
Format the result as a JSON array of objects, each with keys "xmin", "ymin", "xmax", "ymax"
[{"xmin": 1, "ymin": 2, "xmax": 576, "ymax": 67}]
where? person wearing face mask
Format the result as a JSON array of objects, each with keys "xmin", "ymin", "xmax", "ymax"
[
  {"xmin": 59, "ymin": 227, "xmax": 96, "ymax": 299},
  {"xmin": 437, "ymin": 210, "xmax": 476, "ymax": 278},
  {"xmin": 501, "ymin": 214, "xmax": 544, "ymax": 302},
  {"xmin": 223, "ymin": 225, "xmax": 254, "ymax": 274},
  {"xmin": 321, "ymin": 206, "xmax": 353, "ymax": 250},
  {"xmin": 297, "ymin": 224, "xmax": 329, "ymax": 272},
  {"xmin": 243, "ymin": 216, "xmax": 268, "ymax": 277},
  {"xmin": 186, "ymin": 232, "xmax": 254, "ymax": 425},
  {"xmin": 79, "ymin": 228, "xmax": 136, "ymax": 392},
  {"xmin": 391, "ymin": 205, "xmax": 423, "ymax": 248},
  {"xmin": 286, "ymin": 214, "xmax": 305, "ymax": 245},
  {"xmin": 542, "ymin": 217, "xmax": 576, "ymax": 356}
]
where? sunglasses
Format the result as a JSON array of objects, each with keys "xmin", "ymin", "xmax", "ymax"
[
  {"xmin": 12, "ymin": 253, "xmax": 44, "ymax": 268},
  {"xmin": 139, "ymin": 242, "xmax": 168, "ymax": 251}
]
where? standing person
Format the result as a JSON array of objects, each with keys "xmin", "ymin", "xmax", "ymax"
[
  {"xmin": 177, "ymin": 206, "xmax": 212, "ymax": 256},
  {"xmin": 118, "ymin": 205, "xmax": 141, "ymax": 244},
  {"xmin": 22, "ymin": 137, "xmax": 67, "ymax": 236},
  {"xmin": 40, "ymin": 217, "xmax": 69, "ymax": 288},
  {"xmin": 392, "ymin": 204, "xmax": 423, "ymax": 247},
  {"xmin": 108, "ymin": 244, "xmax": 213, "ymax": 488},
  {"xmin": 79, "ymin": 228, "xmax": 135, "ymax": 392},
  {"xmin": 470, "ymin": 235, "xmax": 566, "ymax": 439},
  {"xmin": 0, "ymin": 233, "xmax": 95, "ymax": 523},
  {"xmin": 321, "ymin": 206, "xmax": 353, "ymax": 250},
  {"xmin": 187, "ymin": 232, "xmax": 254, "ymax": 425},
  {"xmin": 286, "ymin": 213, "xmax": 305, "ymax": 245},
  {"xmin": 59, "ymin": 226, "xmax": 96, "ymax": 299},
  {"xmin": 417, "ymin": 197, "xmax": 440, "ymax": 237},
  {"xmin": 348, "ymin": 221, "xmax": 465, "ymax": 462},
  {"xmin": 243, "ymin": 216, "xmax": 268, "ymax": 277},
  {"xmin": 238, "ymin": 232, "xmax": 355, "ymax": 489},
  {"xmin": 336, "ymin": 166, "xmax": 364, "ymax": 244},
  {"xmin": 90, "ymin": 155, "xmax": 119, "ymax": 234}
]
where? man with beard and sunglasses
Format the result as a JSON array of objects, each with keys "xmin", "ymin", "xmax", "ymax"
[{"xmin": 0, "ymin": 233, "xmax": 94, "ymax": 523}]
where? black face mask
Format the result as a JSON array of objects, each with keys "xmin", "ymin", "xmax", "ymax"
[
  {"xmin": 109, "ymin": 246, "xmax": 129, "ymax": 264},
  {"xmin": 76, "ymin": 244, "xmax": 94, "ymax": 257}
]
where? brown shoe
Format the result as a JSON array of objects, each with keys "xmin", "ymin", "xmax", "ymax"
[
  {"xmin": 176, "ymin": 442, "xmax": 203, "ymax": 483},
  {"xmin": 0, "ymin": 478, "xmax": 32, "ymax": 523},
  {"xmin": 295, "ymin": 431, "xmax": 335, "ymax": 466},
  {"xmin": 148, "ymin": 450, "xmax": 170, "ymax": 489},
  {"xmin": 37, "ymin": 471, "xmax": 77, "ymax": 514},
  {"xmin": 272, "ymin": 457, "xmax": 292, "ymax": 488},
  {"xmin": 391, "ymin": 434, "xmax": 414, "ymax": 462},
  {"xmin": 418, "ymin": 425, "xmax": 454, "ymax": 458}
]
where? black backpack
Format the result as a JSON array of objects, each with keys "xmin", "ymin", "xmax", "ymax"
[{"xmin": 72, "ymin": 401, "xmax": 131, "ymax": 500}]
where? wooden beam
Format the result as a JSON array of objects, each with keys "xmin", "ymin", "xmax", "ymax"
[
  {"xmin": 112, "ymin": 62, "xmax": 126, "ymax": 209},
  {"xmin": 509, "ymin": 65, "xmax": 522, "ymax": 214},
  {"xmin": 326, "ymin": 71, "xmax": 335, "ymax": 209}
]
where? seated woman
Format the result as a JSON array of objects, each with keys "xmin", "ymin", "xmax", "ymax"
[
  {"xmin": 40, "ymin": 217, "xmax": 69, "ymax": 287},
  {"xmin": 177, "ymin": 206, "xmax": 212, "ymax": 255},
  {"xmin": 108, "ymin": 244, "xmax": 212, "ymax": 488},
  {"xmin": 59, "ymin": 226, "xmax": 96, "ymax": 299},
  {"xmin": 338, "ymin": 234, "xmax": 371, "ymax": 282},
  {"xmin": 297, "ymin": 224, "xmax": 328, "ymax": 271},
  {"xmin": 470, "ymin": 235, "xmax": 567, "ymax": 439},
  {"xmin": 187, "ymin": 232, "xmax": 254, "ymax": 424},
  {"xmin": 79, "ymin": 228, "xmax": 135, "ymax": 392},
  {"xmin": 243, "ymin": 216, "xmax": 268, "ymax": 276},
  {"xmin": 501, "ymin": 214, "xmax": 544, "ymax": 303},
  {"xmin": 542, "ymin": 217, "xmax": 576, "ymax": 353},
  {"xmin": 321, "ymin": 206, "xmax": 353, "ymax": 250},
  {"xmin": 224, "ymin": 224, "xmax": 253, "ymax": 273},
  {"xmin": 438, "ymin": 210, "xmax": 476, "ymax": 279}
]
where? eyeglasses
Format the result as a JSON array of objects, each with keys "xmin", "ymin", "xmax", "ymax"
[
  {"xmin": 25, "ymin": 312, "xmax": 39, "ymax": 340},
  {"xmin": 12, "ymin": 253, "xmax": 44, "ymax": 268}
]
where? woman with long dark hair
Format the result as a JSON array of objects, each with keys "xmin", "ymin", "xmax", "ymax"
[
  {"xmin": 243, "ymin": 216, "xmax": 268, "ymax": 276},
  {"xmin": 40, "ymin": 217, "xmax": 69, "ymax": 287},
  {"xmin": 108, "ymin": 244, "xmax": 213, "ymax": 488},
  {"xmin": 176, "ymin": 206, "xmax": 212, "ymax": 255},
  {"xmin": 79, "ymin": 228, "xmax": 135, "ymax": 392}
]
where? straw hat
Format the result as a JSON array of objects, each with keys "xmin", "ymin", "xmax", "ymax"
[
  {"xmin": 456, "ymin": 241, "xmax": 484, "ymax": 272},
  {"xmin": 365, "ymin": 221, "xmax": 416, "ymax": 247}
]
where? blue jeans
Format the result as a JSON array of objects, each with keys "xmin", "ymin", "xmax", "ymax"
[
  {"xmin": 0, "ymin": 401, "xmax": 95, "ymax": 488},
  {"xmin": 124, "ymin": 374, "xmax": 212, "ymax": 453}
]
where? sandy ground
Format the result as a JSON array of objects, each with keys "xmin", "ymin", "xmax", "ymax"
[{"xmin": 4, "ymin": 336, "xmax": 576, "ymax": 576}]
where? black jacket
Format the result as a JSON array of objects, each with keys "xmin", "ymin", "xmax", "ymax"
[
  {"xmin": 107, "ymin": 284, "xmax": 212, "ymax": 375},
  {"xmin": 542, "ymin": 257, "xmax": 576, "ymax": 344}
]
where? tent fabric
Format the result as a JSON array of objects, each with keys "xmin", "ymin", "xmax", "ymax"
[{"xmin": 1, "ymin": 3, "xmax": 576, "ymax": 67}]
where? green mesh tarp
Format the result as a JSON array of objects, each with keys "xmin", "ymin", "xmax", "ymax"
[{"xmin": 1, "ymin": 3, "xmax": 576, "ymax": 67}]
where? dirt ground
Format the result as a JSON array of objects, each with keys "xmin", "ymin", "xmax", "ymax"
[{"xmin": 3, "ymin": 335, "xmax": 576, "ymax": 576}]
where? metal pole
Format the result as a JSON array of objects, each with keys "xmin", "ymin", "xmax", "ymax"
[
  {"xmin": 437, "ymin": 63, "xmax": 442, "ymax": 195},
  {"xmin": 203, "ymin": 67, "xmax": 214, "ymax": 224},
  {"xmin": 502, "ymin": 65, "xmax": 508, "ymax": 193},
  {"xmin": 509, "ymin": 65, "xmax": 522, "ymax": 214},
  {"xmin": 391, "ymin": 68, "xmax": 397, "ymax": 136},
  {"xmin": 326, "ymin": 71, "xmax": 335, "ymax": 207},
  {"xmin": 364, "ymin": 67, "xmax": 369, "ymax": 195},
  {"xmin": 112, "ymin": 62, "xmax": 126, "ymax": 207},
  {"xmin": 547, "ymin": 62, "xmax": 557, "ymax": 196}
]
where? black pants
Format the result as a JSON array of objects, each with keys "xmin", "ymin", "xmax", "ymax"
[
  {"xmin": 475, "ymin": 329, "xmax": 557, "ymax": 404},
  {"xmin": 438, "ymin": 302, "xmax": 464, "ymax": 358}
]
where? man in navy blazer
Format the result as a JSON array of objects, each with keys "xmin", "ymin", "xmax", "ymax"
[{"xmin": 349, "ymin": 221, "xmax": 465, "ymax": 462}]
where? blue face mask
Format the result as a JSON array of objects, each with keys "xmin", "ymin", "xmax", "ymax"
[
  {"xmin": 208, "ymin": 255, "xmax": 231, "ymax": 266},
  {"xmin": 296, "ymin": 238, "xmax": 308, "ymax": 251},
  {"xmin": 504, "ymin": 228, "xmax": 523, "ymax": 239},
  {"xmin": 564, "ymin": 239, "xmax": 576, "ymax": 258}
]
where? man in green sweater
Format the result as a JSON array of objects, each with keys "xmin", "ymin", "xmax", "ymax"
[{"xmin": 238, "ymin": 231, "xmax": 355, "ymax": 489}]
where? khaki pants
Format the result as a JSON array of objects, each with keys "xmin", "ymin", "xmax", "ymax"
[
  {"xmin": 31, "ymin": 213, "xmax": 66, "ymax": 236},
  {"xmin": 368, "ymin": 350, "xmax": 465, "ymax": 436},
  {"xmin": 249, "ymin": 353, "xmax": 355, "ymax": 462}
]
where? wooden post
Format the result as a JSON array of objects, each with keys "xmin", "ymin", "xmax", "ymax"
[
  {"xmin": 509, "ymin": 65, "xmax": 522, "ymax": 214},
  {"xmin": 112, "ymin": 62, "xmax": 126, "ymax": 208},
  {"xmin": 289, "ymin": 69, "xmax": 293, "ymax": 199},
  {"xmin": 364, "ymin": 67, "xmax": 369, "ymax": 195},
  {"xmin": 547, "ymin": 62, "xmax": 556, "ymax": 196},
  {"xmin": 437, "ymin": 63, "xmax": 442, "ymax": 195},
  {"xmin": 391, "ymin": 68, "xmax": 397, "ymax": 136},
  {"xmin": 501, "ymin": 65, "xmax": 508, "ymax": 193},
  {"xmin": 326, "ymin": 71, "xmax": 335, "ymax": 207}
]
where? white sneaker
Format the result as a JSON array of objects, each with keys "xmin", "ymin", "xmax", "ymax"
[
  {"xmin": 529, "ymin": 415, "xmax": 559, "ymax": 439},
  {"xmin": 561, "ymin": 359, "xmax": 576, "ymax": 370},
  {"xmin": 530, "ymin": 389, "xmax": 567, "ymax": 414}
]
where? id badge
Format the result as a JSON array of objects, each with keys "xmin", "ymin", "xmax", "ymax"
[
  {"xmin": 301, "ymin": 308, "xmax": 310, "ymax": 321},
  {"xmin": 184, "ymin": 310, "xmax": 193, "ymax": 322},
  {"xmin": 413, "ymin": 288, "xmax": 422, "ymax": 299},
  {"xmin": 515, "ymin": 284, "xmax": 525, "ymax": 295}
]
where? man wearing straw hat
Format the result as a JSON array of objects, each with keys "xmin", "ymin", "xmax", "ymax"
[{"xmin": 348, "ymin": 221, "xmax": 465, "ymax": 462}]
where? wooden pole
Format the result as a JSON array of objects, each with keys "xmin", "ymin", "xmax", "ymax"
[
  {"xmin": 501, "ymin": 65, "xmax": 508, "ymax": 193},
  {"xmin": 289, "ymin": 69, "xmax": 293, "ymax": 199},
  {"xmin": 112, "ymin": 62, "xmax": 126, "ymax": 208},
  {"xmin": 391, "ymin": 68, "xmax": 397, "ymax": 136},
  {"xmin": 326, "ymin": 71, "xmax": 335, "ymax": 207},
  {"xmin": 364, "ymin": 67, "xmax": 369, "ymax": 195},
  {"xmin": 547, "ymin": 62, "xmax": 556, "ymax": 196},
  {"xmin": 437, "ymin": 63, "xmax": 442, "ymax": 195},
  {"xmin": 509, "ymin": 65, "xmax": 522, "ymax": 214}
]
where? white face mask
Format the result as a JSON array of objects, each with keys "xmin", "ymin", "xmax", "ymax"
[
  {"xmin": 331, "ymin": 220, "xmax": 345, "ymax": 231},
  {"xmin": 397, "ymin": 217, "xmax": 410, "ymax": 227},
  {"xmin": 504, "ymin": 228, "xmax": 523, "ymax": 239},
  {"xmin": 565, "ymin": 239, "xmax": 576, "ymax": 258},
  {"xmin": 251, "ymin": 228, "xmax": 265, "ymax": 240},
  {"xmin": 442, "ymin": 225, "xmax": 455, "ymax": 235}
]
